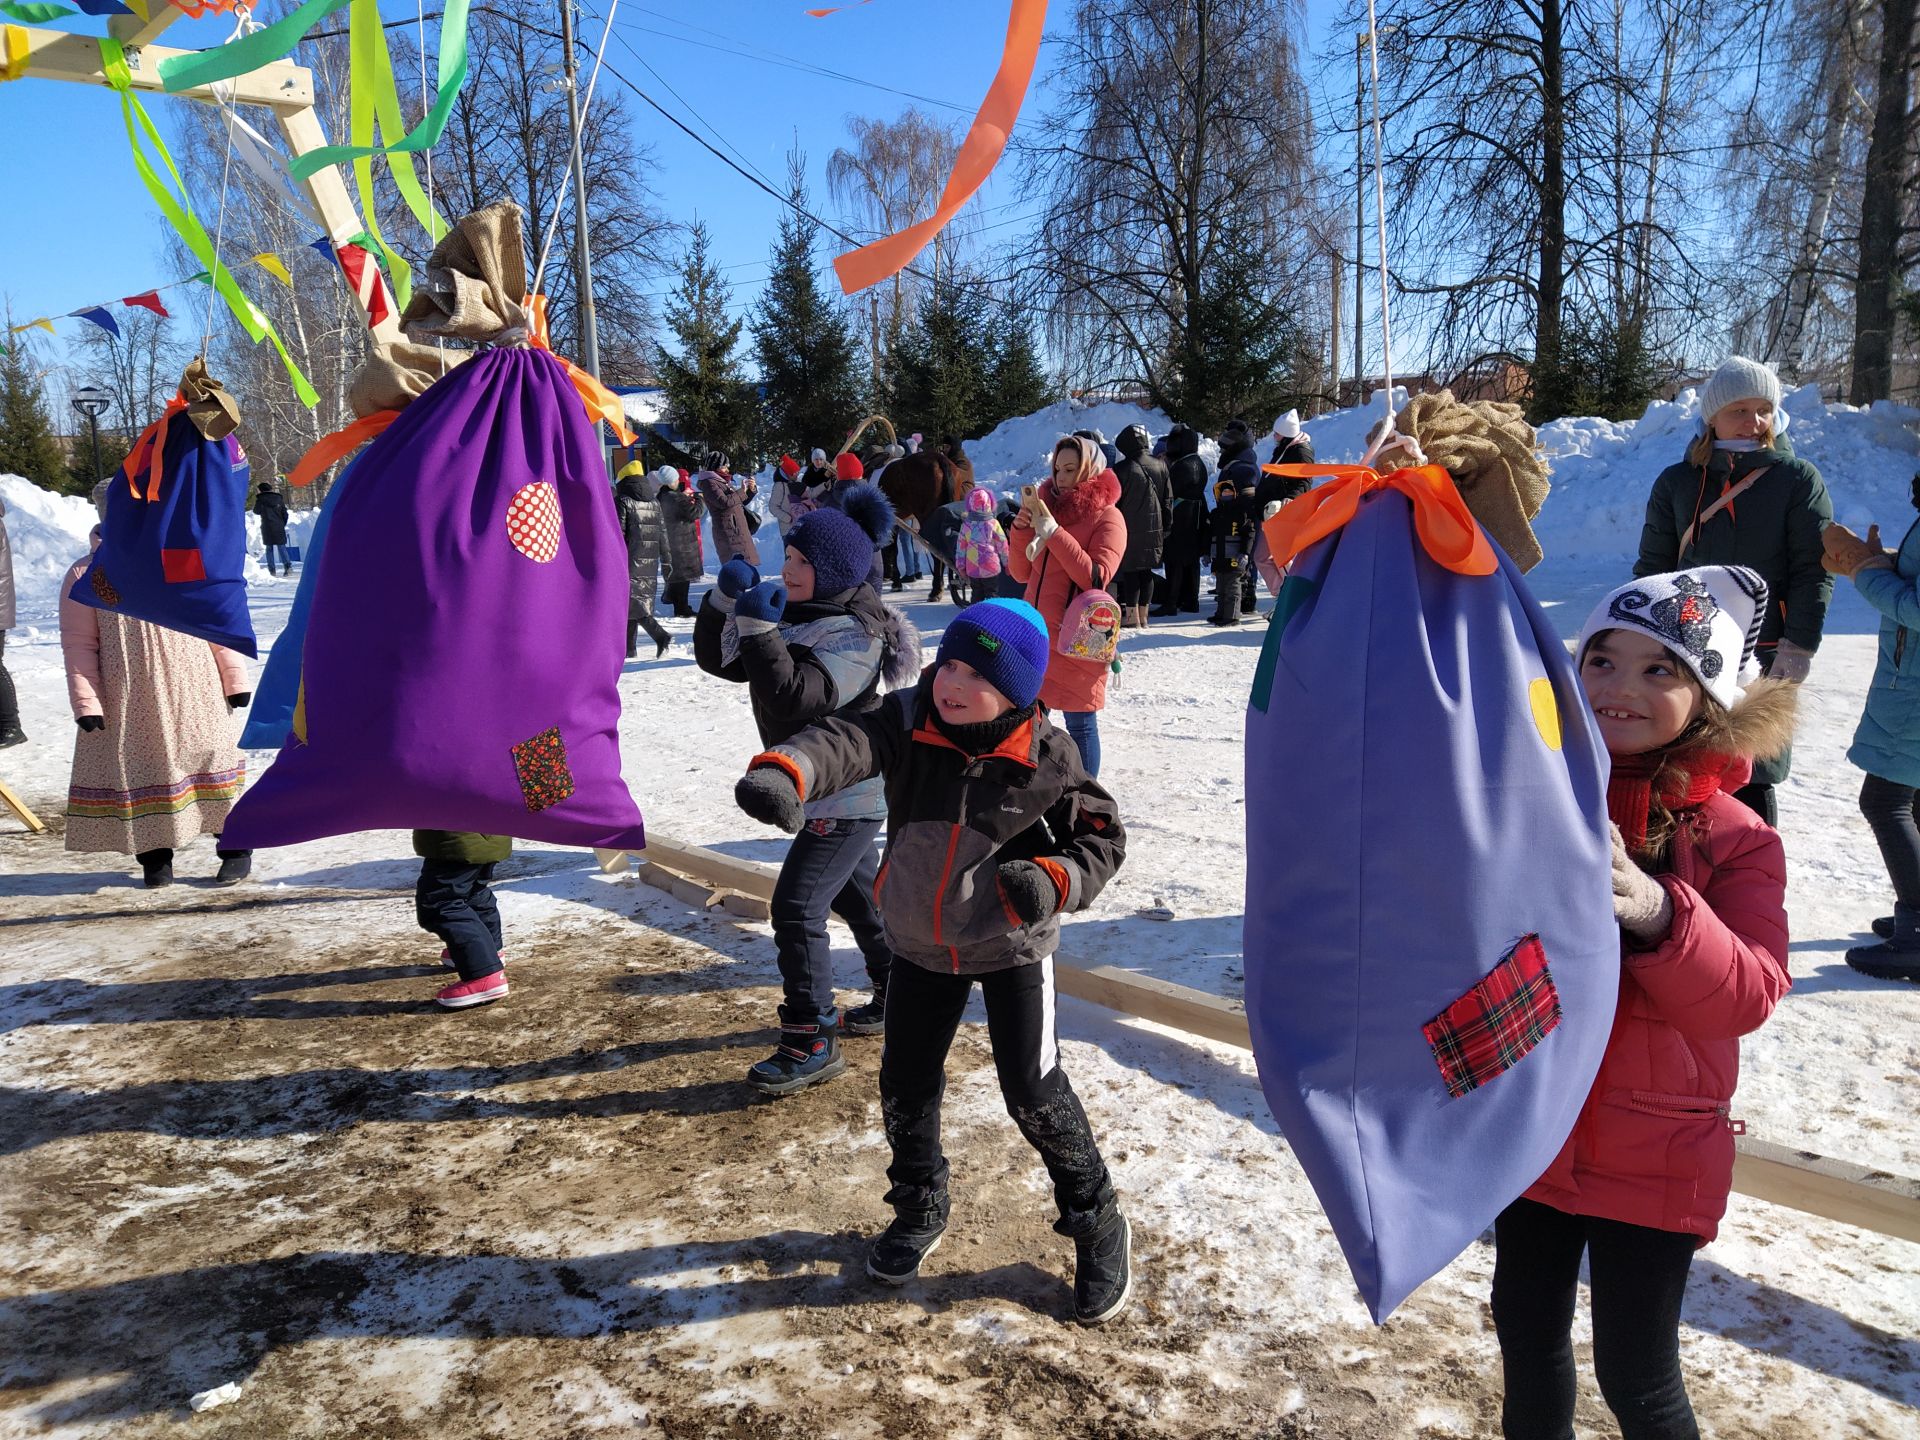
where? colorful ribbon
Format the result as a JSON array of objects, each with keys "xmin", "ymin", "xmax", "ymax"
[
  {"xmin": 528, "ymin": 293, "xmax": 637, "ymax": 446},
  {"xmin": 101, "ymin": 36, "xmax": 319, "ymax": 409},
  {"xmin": 1, "ymin": 23, "xmax": 29, "ymax": 80},
  {"xmin": 1259, "ymin": 463, "xmax": 1497, "ymax": 578},
  {"xmin": 289, "ymin": 407, "xmax": 398, "ymax": 488},
  {"xmin": 122, "ymin": 395, "xmax": 187, "ymax": 502},
  {"xmin": 831, "ymin": 0, "xmax": 1045, "ymax": 295}
]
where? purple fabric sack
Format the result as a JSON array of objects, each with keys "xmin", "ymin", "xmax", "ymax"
[
  {"xmin": 223, "ymin": 347, "xmax": 645, "ymax": 851},
  {"xmin": 1242, "ymin": 488, "xmax": 1617, "ymax": 1322}
]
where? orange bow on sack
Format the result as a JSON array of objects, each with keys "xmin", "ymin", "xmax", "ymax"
[
  {"xmin": 122, "ymin": 395, "xmax": 189, "ymax": 502},
  {"xmin": 527, "ymin": 294, "xmax": 637, "ymax": 447},
  {"xmin": 289, "ymin": 409, "xmax": 401, "ymax": 489},
  {"xmin": 1259, "ymin": 463, "xmax": 1497, "ymax": 578}
]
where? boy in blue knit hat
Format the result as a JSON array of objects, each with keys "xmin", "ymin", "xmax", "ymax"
[{"xmin": 733, "ymin": 598, "xmax": 1136, "ymax": 1326}]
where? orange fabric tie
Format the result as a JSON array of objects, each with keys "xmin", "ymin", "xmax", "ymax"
[
  {"xmin": 122, "ymin": 395, "xmax": 188, "ymax": 502},
  {"xmin": 1259, "ymin": 463, "xmax": 1497, "ymax": 577},
  {"xmin": 527, "ymin": 293, "xmax": 638, "ymax": 446},
  {"xmin": 830, "ymin": 0, "xmax": 1046, "ymax": 295},
  {"xmin": 288, "ymin": 409, "xmax": 401, "ymax": 489}
]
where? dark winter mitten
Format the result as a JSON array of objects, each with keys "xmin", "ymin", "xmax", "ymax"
[
  {"xmin": 735, "ymin": 765, "xmax": 804, "ymax": 833},
  {"xmin": 226, "ymin": 691, "xmax": 252, "ymax": 712},
  {"xmin": 76, "ymin": 714, "xmax": 105, "ymax": 733},
  {"xmin": 717, "ymin": 557, "xmax": 761, "ymax": 599},
  {"xmin": 1610, "ymin": 823, "xmax": 1674, "ymax": 945},
  {"xmin": 997, "ymin": 859, "xmax": 1064, "ymax": 926},
  {"xmin": 732, "ymin": 580, "xmax": 788, "ymax": 635}
]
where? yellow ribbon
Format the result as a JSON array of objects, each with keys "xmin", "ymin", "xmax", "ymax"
[
  {"xmin": 252, "ymin": 253, "xmax": 293, "ymax": 287},
  {"xmin": 0, "ymin": 24, "xmax": 28, "ymax": 82}
]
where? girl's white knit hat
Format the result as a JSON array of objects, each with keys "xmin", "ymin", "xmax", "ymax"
[
  {"xmin": 1576, "ymin": 566, "xmax": 1770, "ymax": 711},
  {"xmin": 1698, "ymin": 355, "xmax": 1785, "ymax": 432}
]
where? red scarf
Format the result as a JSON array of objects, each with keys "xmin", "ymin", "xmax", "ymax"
[
  {"xmin": 1607, "ymin": 749, "xmax": 1744, "ymax": 854},
  {"xmin": 1037, "ymin": 468, "xmax": 1121, "ymax": 526}
]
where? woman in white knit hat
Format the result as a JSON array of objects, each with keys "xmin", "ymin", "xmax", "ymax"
[{"xmin": 1634, "ymin": 355, "xmax": 1832, "ymax": 827}]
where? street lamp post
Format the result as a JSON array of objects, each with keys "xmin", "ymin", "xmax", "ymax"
[{"xmin": 70, "ymin": 386, "xmax": 111, "ymax": 486}]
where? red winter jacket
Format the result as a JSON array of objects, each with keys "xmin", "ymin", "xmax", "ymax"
[{"xmin": 1525, "ymin": 763, "xmax": 1790, "ymax": 1243}]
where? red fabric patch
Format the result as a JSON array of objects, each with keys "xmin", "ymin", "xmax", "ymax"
[
  {"xmin": 505, "ymin": 481, "xmax": 563, "ymax": 563},
  {"xmin": 1422, "ymin": 935, "xmax": 1562, "ymax": 1099},
  {"xmin": 511, "ymin": 727, "xmax": 575, "ymax": 812},
  {"xmin": 160, "ymin": 548, "xmax": 207, "ymax": 583}
]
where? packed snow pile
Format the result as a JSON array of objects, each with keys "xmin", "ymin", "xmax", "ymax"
[{"xmin": 0, "ymin": 474, "xmax": 321, "ymax": 624}]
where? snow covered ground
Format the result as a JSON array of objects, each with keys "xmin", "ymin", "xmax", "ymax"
[{"xmin": 1, "ymin": 387, "xmax": 1917, "ymax": 1438}]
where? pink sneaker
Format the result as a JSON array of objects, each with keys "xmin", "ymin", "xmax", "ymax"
[{"xmin": 435, "ymin": 972, "xmax": 509, "ymax": 1009}]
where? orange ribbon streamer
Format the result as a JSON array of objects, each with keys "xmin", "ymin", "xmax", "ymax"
[
  {"xmin": 527, "ymin": 293, "xmax": 637, "ymax": 446},
  {"xmin": 1259, "ymin": 463, "xmax": 1497, "ymax": 578},
  {"xmin": 122, "ymin": 395, "xmax": 188, "ymax": 502},
  {"xmin": 830, "ymin": 0, "xmax": 1045, "ymax": 296},
  {"xmin": 289, "ymin": 408, "xmax": 401, "ymax": 489}
]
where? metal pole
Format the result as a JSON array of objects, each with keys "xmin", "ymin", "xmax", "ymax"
[
  {"xmin": 88, "ymin": 411, "xmax": 102, "ymax": 485},
  {"xmin": 1354, "ymin": 33, "xmax": 1365, "ymax": 404},
  {"xmin": 558, "ymin": 0, "xmax": 601, "ymax": 384},
  {"xmin": 1329, "ymin": 250, "xmax": 1342, "ymax": 411}
]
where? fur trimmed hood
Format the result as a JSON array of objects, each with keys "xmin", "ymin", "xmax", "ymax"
[
  {"xmin": 1037, "ymin": 467, "xmax": 1122, "ymax": 525},
  {"xmin": 1692, "ymin": 676, "xmax": 1798, "ymax": 769},
  {"xmin": 878, "ymin": 603, "xmax": 924, "ymax": 692}
]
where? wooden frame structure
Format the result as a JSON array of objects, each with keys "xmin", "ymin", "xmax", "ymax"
[
  {"xmin": 15, "ymin": 5, "xmax": 400, "ymax": 344},
  {"xmin": 611, "ymin": 836, "xmax": 1920, "ymax": 1246}
]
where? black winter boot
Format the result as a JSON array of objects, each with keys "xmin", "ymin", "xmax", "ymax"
[
  {"xmin": 214, "ymin": 850, "xmax": 253, "ymax": 887},
  {"xmin": 138, "ymin": 848, "xmax": 175, "ymax": 889},
  {"xmin": 866, "ymin": 1196, "xmax": 949, "ymax": 1284},
  {"xmin": 842, "ymin": 989, "xmax": 886, "ymax": 1036},
  {"xmin": 1057, "ymin": 1194, "xmax": 1134, "ymax": 1325},
  {"xmin": 1849, "ymin": 903, "xmax": 1920, "ymax": 981},
  {"xmin": 1872, "ymin": 914, "xmax": 1896, "ymax": 939},
  {"xmin": 746, "ymin": 1017, "xmax": 846, "ymax": 1095}
]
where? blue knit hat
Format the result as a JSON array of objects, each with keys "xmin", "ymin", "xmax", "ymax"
[
  {"xmin": 788, "ymin": 482, "xmax": 893, "ymax": 595},
  {"xmin": 937, "ymin": 598, "xmax": 1050, "ymax": 709}
]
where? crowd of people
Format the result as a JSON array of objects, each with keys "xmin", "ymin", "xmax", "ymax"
[{"xmin": 1, "ymin": 351, "xmax": 1916, "ymax": 1422}]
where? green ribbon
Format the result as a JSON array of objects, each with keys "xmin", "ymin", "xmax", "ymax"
[
  {"xmin": 0, "ymin": 3, "xmax": 74, "ymax": 20},
  {"xmin": 155, "ymin": 0, "xmax": 351, "ymax": 94},
  {"xmin": 102, "ymin": 36, "xmax": 319, "ymax": 409}
]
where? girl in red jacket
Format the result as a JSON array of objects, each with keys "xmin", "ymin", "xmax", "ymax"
[{"xmin": 1493, "ymin": 565, "xmax": 1794, "ymax": 1440}]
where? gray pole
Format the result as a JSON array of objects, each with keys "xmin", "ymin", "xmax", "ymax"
[
  {"xmin": 1354, "ymin": 33, "xmax": 1365, "ymax": 402},
  {"xmin": 88, "ymin": 411, "xmax": 103, "ymax": 485},
  {"xmin": 558, "ymin": 0, "xmax": 601, "ymax": 384}
]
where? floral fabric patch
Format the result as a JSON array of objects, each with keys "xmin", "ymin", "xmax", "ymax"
[
  {"xmin": 511, "ymin": 726, "xmax": 575, "ymax": 812},
  {"xmin": 90, "ymin": 569, "xmax": 121, "ymax": 607},
  {"xmin": 505, "ymin": 481, "xmax": 563, "ymax": 564},
  {"xmin": 1422, "ymin": 935, "xmax": 1562, "ymax": 1099}
]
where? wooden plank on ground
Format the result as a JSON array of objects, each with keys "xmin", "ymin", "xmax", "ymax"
[
  {"xmin": 632, "ymin": 830, "xmax": 1920, "ymax": 1243},
  {"xmin": 0, "ymin": 777, "xmax": 46, "ymax": 835}
]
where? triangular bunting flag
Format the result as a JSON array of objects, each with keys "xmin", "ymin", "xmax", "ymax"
[
  {"xmin": 122, "ymin": 290, "xmax": 170, "ymax": 318},
  {"xmin": 69, "ymin": 306, "xmax": 121, "ymax": 338},
  {"xmin": 252, "ymin": 253, "xmax": 293, "ymax": 286}
]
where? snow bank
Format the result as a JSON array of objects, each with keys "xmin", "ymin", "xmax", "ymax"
[{"xmin": 0, "ymin": 474, "xmax": 323, "ymax": 625}]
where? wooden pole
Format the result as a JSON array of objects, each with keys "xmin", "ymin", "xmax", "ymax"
[{"xmin": 624, "ymin": 831, "xmax": 1920, "ymax": 1244}]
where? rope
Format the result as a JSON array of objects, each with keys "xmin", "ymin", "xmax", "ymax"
[
  {"xmin": 531, "ymin": 0, "xmax": 621, "ymax": 301},
  {"xmin": 1357, "ymin": 3, "xmax": 1416, "ymax": 469},
  {"xmin": 418, "ymin": 0, "xmax": 447, "ymax": 372},
  {"xmin": 200, "ymin": 7, "xmax": 262, "ymax": 362}
]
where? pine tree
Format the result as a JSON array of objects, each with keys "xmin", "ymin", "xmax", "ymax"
[
  {"xmin": 0, "ymin": 336, "xmax": 71, "ymax": 492},
  {"xmin": 752, "ymin": 153, "xmax": 864, "ymax": 457},
  {"xmin": 1163, "ymin": 239, "xmax": 1308, "ymax": 433},
  {"xmin": 889, "ymin": 276, "xmax": 992, "ymax": 443},
  {"xmin": 658, "ymin": 220, "xmax": 753, "ymax": 461},
  {"xmin": 982, "ymin": 303, "xmax": 1056, "ymax": 429}
]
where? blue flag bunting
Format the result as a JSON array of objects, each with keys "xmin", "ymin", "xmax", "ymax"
[{"xmin": 69, "ymin": 306, "xmax": 121, "ymax": 339}]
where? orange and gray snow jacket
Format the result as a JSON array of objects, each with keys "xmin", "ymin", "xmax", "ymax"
[{"xmin": 752, "ymin": 674, "xmax": 1126, "ymax": 975}]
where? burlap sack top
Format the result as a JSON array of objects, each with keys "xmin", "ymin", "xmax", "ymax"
[{"xmin": 1397, "ymin": 389, "xmax": 1551, "ymax": 574}]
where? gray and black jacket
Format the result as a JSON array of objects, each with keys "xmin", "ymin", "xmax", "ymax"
[
  {"xmin": 756, "ymin": 674, "xmax": 1126, "ymax": 975},
  {"xmin": 694, "ymin": 584, "xmax": 919, "ymax": 822}
]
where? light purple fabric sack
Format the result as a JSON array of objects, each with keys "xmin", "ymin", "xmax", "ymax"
[
  {"xmin": 1242, "ymin": 488, "xmax": 1616, "ymax": 1322},
  {"xmin": 223, "ymin": 348, "xmax": 645, "ymax": 851}
]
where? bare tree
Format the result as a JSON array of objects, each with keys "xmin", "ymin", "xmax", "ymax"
[
  {"xmin": 1020, "ymin": 0, "xmax": 1326, "ymax": 413},
  {"xmin": 827, "ymin": 109, "xmax": 968, "ymax": 386},
  {"xmin": 1849, "ymin": 0, "xmax": 1919, "ymax": 401},
  {"xmin": 67, "ymin": 307, "xmax": 189, "ymax": 449}
]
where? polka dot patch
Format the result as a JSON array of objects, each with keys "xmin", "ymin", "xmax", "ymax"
[{"xmin": 505, "ymin": 481, "xmax": 563, "ymax": 563}]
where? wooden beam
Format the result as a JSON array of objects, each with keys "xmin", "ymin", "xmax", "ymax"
[
  {"xmin": 17, "ymin": 30, "xmax": 313, "ymax": 110},
  {"xmin": 0, "ymin": 777, "xmax": 46, "ymax": 835},
  {"xmin": 275, "ymin": 105, "xmax": 404, "ymax": 344},
  {"xmin": 626, "ymin": 830, "xmax": 1920, "ymax": 1244},
  {"xmin": 109, "ymin": 2, "xmax": 186, "ymax": 50}
]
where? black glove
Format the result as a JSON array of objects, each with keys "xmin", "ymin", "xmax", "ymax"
[
  {"xmin": 996, "ymin": 860, "xmax": 1059, "ymax": 926},
  {"xmin": 76, "ymin": 714, "xmax": 105, "ymax": 733},
  {"xmin": 226, "ymin": 691, "xmax": 252, "ymax": 712},
  {"xmin": 735, "ymin": 766, "xmax": 804, "ymax": 833}
]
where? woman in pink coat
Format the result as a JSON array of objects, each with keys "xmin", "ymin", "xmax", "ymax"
[
  {"xmin": 60, "ymin": 481, "xmax": 252, "ymax": 889},
  {"xmin": 1493, "ymin": 565, "xmax": 1793, "ymax": 1440},
  {"xmin": 1007, "ymin": 435, "xmax": 1126, "ymax": 776}
]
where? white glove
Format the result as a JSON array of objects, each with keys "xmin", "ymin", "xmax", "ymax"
[
  {"xmin": 1770, "ymin": 639, "xmax": 1813, "ymax": 684},
  {"xmin": 1611, "ymin": 823, "xmax": 1674, "ymax": 945}
]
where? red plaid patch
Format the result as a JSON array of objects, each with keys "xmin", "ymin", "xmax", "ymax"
[{"xmin": 1422, "ymin": 935, "xmax": 1562, "ymax": 1099}]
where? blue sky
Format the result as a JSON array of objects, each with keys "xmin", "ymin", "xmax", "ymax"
[{"xmin": 1, "ymin": 0, "xmax": 1351, "ymax": 370}]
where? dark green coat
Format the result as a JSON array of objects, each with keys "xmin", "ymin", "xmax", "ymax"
[
  {"xmin": 1635, "ymin": 435, "xmax": 1832, "ymax": 785},
  {"xmin": 412, "ymin": 830, "xmax": 511, "ymax": 864}
]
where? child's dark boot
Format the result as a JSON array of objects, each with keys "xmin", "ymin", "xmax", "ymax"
[
  {"xmin": 1058, "ymin": 1192, "xmax": 1134, "ymax": 1326},
  {"xmin": 866, "ymin": 1191, "xmax": 950, "ymax": 1284},
  {"xmin": 747, "ymin": 1012, "xmax": 847, "ymax": 1095},
  {"xmin": 1848, "ymin": 903, "xmax": 1920, "ymax": 981}
]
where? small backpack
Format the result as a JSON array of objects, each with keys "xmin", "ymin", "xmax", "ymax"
[{"xmin": 1057, "ymin": 577, "xmax": 1122, "ymax": 665}]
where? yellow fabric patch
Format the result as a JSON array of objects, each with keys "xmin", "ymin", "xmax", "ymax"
[{"xmin": 1529, "ymin": 677, "xmax": 1562, "ymax": 751}]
